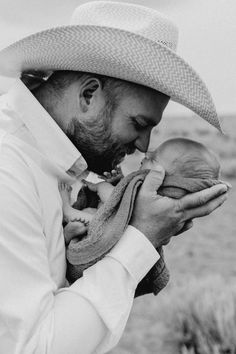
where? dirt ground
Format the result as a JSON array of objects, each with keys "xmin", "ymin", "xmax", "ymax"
[{"xmin": 110, "ymin": 115, "xmax": 236, "ymax": 354}]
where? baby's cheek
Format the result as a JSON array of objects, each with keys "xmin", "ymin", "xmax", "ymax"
[{"xmin": 140, "ymin": 160, "xmax": 157, "ymax": 170}]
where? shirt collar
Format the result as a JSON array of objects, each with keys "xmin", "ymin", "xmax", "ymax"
[{"xmin": 5, "ymin": 79, "xmax": 87, "ymax": 175}]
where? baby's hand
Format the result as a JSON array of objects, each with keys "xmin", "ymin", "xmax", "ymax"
[{"xmin": 100, "ymin": 166, "xmax": 123, "ymax": 185}]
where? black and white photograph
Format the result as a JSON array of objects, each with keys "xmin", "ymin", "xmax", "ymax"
[{"xmin": 0, "ymin": 0, "xmax": 235, "ymax": 353}]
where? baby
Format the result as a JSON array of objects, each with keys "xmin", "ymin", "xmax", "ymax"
[{"xmin": 60, "ymin": 137, "xmax": 220, "ymax": 244}]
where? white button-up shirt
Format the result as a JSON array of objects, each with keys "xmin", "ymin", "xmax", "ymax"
[{"xmin": 0, "ymin": 80, "xmax": 159, "ymax": 354}]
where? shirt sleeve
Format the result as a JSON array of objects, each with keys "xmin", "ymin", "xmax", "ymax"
[
  {"xmin": 0, "ymin": 143, "xmax": 159, "ymax": 354},
  {"xmin": 61, "ymin": 226, "xmax": 160, "ymax": 354}
]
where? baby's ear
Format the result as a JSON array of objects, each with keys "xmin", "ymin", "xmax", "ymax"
[
  {"xmin": 215, "ymin": 167, "xmax": 221, "ymax": 179},
  {"xmin": 216, "ymin": 161, "xmax": 221, "ymax": 179}
]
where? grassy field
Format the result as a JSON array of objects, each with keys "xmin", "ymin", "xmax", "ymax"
[{"xmin": 110, "ymin": 114, "xmax": 236, "ymax": 354}]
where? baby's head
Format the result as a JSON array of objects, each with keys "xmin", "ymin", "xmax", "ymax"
[{"xmin": 141, "ymin": 138, "xmax": 220, "ymax": 180}]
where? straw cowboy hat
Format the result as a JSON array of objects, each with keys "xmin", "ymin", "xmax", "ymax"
[{"xmin": 0, "ymin": 1, "xmax": 221, "ymax": 131}]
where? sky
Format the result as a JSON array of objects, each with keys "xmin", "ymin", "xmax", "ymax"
[{"xmin": 0, "ymin": 0, "xmax": 235, "ymax": 117}]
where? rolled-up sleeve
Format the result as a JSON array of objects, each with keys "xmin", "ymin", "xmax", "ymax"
[{"xmin": 0, "ymin": 144, "xmax": 159, "ymax": 354}]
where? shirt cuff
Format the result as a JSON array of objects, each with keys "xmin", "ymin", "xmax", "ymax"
[{"xmin": 106, "ymin": 225, "xmax": 160, "ymax": 285}]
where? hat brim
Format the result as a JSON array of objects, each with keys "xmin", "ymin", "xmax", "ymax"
[{"xmin": 0, "ymin": 24, "xmax": 221, "ymax": 131}]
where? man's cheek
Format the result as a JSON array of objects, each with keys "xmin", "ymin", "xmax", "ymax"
[{"xmin": 113, "ymin": 126, "xmax": 137, "ymax": 144}]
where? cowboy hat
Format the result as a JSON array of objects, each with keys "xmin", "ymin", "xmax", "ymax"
[{"xmin": 0, "ymin": 1, "xmax": 222, "ymax": 131}]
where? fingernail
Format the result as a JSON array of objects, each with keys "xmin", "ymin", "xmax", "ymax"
[
  {"xmin": 219, "ymin": 180, "xmax": 232, "ymax": 190},
  {"xmin": 219, "ymin": 185, "xmax": 227, "ymax": 193},
  {"xmin": 225, "ymin": 182, "xmax": 232, "ymax": 190}
]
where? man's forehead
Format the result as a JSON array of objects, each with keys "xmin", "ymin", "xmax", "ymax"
[
  {"xmin": 121, "ymin": 85, "xmax": 169, "ymax": 110},
  {"xmin": 129, "ymin": 84, "xmax": 169, "ymax": 102}
]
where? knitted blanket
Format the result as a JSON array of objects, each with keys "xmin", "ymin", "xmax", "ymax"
[{"xmin": 66, "ymin": 170, "xmax": 220, "ymax": 297}]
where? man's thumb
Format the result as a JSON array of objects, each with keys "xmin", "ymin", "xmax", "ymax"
[{"xmin": 142, "ymin": 166, "xmax": 165, "ymax": 195}]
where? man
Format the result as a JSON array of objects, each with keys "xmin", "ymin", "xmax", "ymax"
[{"xmin": 0, "ymin": 2, "xmax": 229, "ymax": 354}]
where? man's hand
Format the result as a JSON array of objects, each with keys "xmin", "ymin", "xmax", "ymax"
[{"xmin": 130, "ymin": 166, "xmax": 228, "ymax": 248}]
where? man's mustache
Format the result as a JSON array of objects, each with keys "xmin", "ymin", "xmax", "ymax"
[
  {"xmin": 111, "ymin": 143, "xmax": 136, "ymax": 170},
  {"xmin": 126, "ymin": 143, "xmax": 136, "ymax": 155}
]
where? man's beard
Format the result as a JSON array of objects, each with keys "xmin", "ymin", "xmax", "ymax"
[{"xmin": 66, "ymin": 106, "xmax": 135, "ymax": 175}]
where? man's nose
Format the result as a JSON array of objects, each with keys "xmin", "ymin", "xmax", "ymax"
[{"xmin": 135, "ymin": 129, "xmax": 152, "ymax": 153}]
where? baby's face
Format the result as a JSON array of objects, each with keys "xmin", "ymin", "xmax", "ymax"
[
  {"xmin": 140, "ymin": 138, "xmax": 220, "ymax": 179},
  {"xmin": 140, "ymin": 147, "xmax": 171, "ymax": 171},
  {"xmin": 140, "ymin": 150, "xmax": 164, "ymax": 170}
]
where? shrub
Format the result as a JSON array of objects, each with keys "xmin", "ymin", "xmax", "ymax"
[{"xmin": 165, "ymin": 277, "xmax": 236, "ymax": 354}]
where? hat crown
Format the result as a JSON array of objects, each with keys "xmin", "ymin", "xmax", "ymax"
[
  {"xmin": 71, "ymin": 1, "xmax": 178, "ymax": 51},
  {"xmin": 0, "ymin": 1, "xmax": 220, "ymax": 130}
]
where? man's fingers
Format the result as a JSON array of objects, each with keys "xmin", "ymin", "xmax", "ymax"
[
  {"xmin": 218, "ymin": 180, "xmax": 232, "ymax": 190},
  {"xmin": 142, "ymin": 165, "xmax": 165, "ymax": 195},
  {"xmin": 180, "ymin": 184, "xmax": 228, "ymax": 210},
  {"xmin": 183, "ymin": 192, "xmax": 228, "ymax": 220}
]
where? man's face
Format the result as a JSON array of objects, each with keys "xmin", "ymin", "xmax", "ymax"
[{"xmin": 67, "ymin": 84, "xmax": 169, "ymax": 175}]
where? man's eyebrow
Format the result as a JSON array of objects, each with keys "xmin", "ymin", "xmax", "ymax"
[{"xmin": 134, "ymin": 115, "xmax": 157, "ymax": 127}]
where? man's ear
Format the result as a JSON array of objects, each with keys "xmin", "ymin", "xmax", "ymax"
[{"xmin": 79, "ymin": 77, "xmax": 102, "ymax": 112}]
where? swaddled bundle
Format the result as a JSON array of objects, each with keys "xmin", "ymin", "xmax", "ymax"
[{"xmin": 66, "ymin": 138, "xmax": 221, "ymax": 296}]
